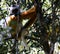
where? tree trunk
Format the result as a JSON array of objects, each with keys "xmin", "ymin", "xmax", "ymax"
[{"xmin": 42, "ymin": 41, "xmax": 54, "ymax": 54}]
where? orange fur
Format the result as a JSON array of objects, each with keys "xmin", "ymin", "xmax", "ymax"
[{"xmin": 7, "ymin": 5, "xmax": 37, "ymax": 40}]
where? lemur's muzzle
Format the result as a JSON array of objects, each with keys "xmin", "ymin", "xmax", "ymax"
[{"xmin": 9, "ymin": 4, "xmax": 20, "ymax": 16}]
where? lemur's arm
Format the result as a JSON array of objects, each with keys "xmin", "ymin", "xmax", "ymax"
[
  {"xmin": 18, "ymin": 5, "xmax": 37, "ymax": 39},
  {"xmin": 20, "ymin": 5, "xmax": 37, "ymax": 29}
]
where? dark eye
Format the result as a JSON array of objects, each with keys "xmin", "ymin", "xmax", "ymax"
[{"xmin": 12, "ymin": 9, "xmax": 18, "ymax": 14}]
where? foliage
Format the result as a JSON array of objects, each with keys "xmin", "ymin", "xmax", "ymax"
[{"xmin": 0, "ymin": 0, "xmax": 60, "ymax": 54}]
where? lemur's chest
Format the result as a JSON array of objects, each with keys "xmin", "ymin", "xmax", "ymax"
[{"xmin": 6, "ymin": 15, "xmax": 22, "ymax": 34}]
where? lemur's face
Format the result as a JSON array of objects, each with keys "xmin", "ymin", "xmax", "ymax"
[{"xmin": 9, "ymin": 4, "xmax": 20, "ymax": 16}]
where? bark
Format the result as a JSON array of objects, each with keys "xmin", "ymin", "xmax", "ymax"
[{"xmin": 42, "ymin": 41, "xmax": 54, "ymax": 54}]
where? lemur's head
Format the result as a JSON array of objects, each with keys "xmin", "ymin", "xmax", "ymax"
[{"xmin": 9, "ymin": 4, "xmax": 20, "ymax": 16}]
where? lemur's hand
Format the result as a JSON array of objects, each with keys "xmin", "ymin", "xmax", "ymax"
[{"xmin": 18, "ymin": 28, "xmax": 29, "ymax": 40}]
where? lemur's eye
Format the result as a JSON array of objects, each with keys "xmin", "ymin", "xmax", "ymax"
[{"xmin": 12, "ymin": 9, "xmax": 18, "ymax": 14}]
